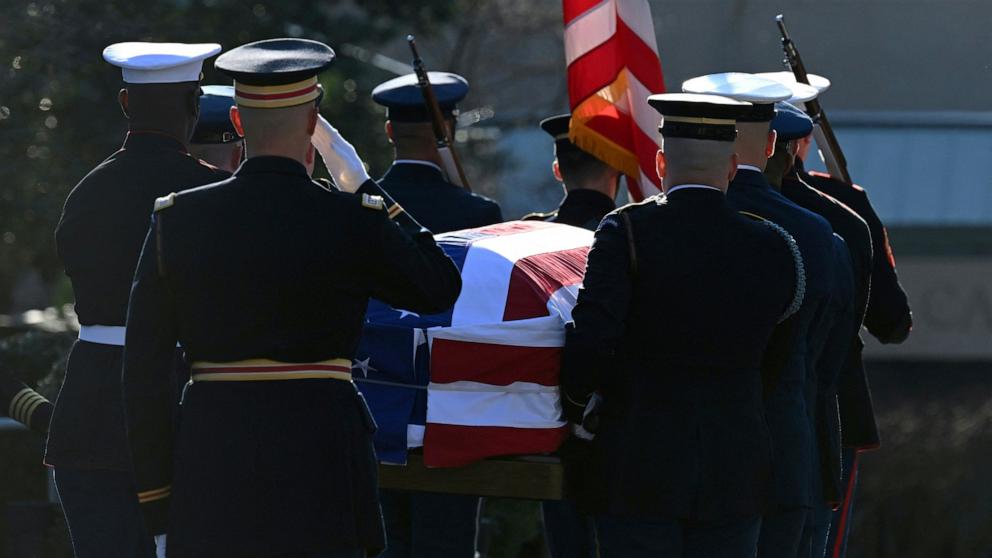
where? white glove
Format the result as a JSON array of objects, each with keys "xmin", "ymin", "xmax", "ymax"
[{"xmin": 312, "ymin": 115, "xmax": 370, "ymax": 193}]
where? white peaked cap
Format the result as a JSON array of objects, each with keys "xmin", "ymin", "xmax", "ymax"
[
  {"xmin": 751, "ymin": 75, "xmax": 820, "ymax": 104},
  {"xmin": 103, "ymin": 42, "xmax": 222, "ymax": 84},
  {"xmin": 681, "ymin": 72, "xmax": 792, "ymax": 104},
  {"xmin": 754, "ymin": 71, "xmax": 832, "ymax": 95}
]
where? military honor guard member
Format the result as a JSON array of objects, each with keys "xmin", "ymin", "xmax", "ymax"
[
  {"xmin": 683, "ymin": 72, "xmax": 850, "ymax": 558},
  {"xmin": 121, "ymin": 38, "xmax": 461, "ymax": 558},
  {"xmin": 371, "ymin": 71, "xmax": 503, "ymax": 234},
  {"xmin": 188, "ymin": 85, "xmax": 244, "ymax": 173},
  {"xmin": 526, "ymin": 113, "xmax": 619, "ymax": 558},
  {"xmin": 561, "ymin": 92, "xmax": 804, "ymax": 558},
  {"xmin": 761, "ymin": 71, "xmax": 910, "ymax": 558},
  {"xmin": 523, "ymin": 114, "xmax": 619, "ymax": 231},
  {"xmin": 48, "ymin": 41, "xmax": 226, "ymax": 558},
  {"xmin": 1, "ymin": 370, "xmax": 52, "ymax": 433},
  {"xmin": 363, "ymin": 70, "xmax": 501, "ymax": 558},
  {"xmin": 767, "ymin": 101, "xmax": 870, "ymax": 558}
]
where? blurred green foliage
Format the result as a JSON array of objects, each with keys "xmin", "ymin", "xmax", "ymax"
[{"xmin": 0, "ymin": 0, "xmax": 463, "ymax": 312}]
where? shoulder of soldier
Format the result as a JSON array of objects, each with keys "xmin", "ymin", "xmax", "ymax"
[
  {"xmin": 595, "ymin": 195, "xmax": 665, "ymax": 233},
  {"xmin": 190, "ymin": 156, "xmax": 232, "ymax": 180},
  {"xmin": 522, "ymin": 210, "xmax": 556, "ymax": 222}
]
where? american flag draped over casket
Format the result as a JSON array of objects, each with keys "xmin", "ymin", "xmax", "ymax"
[{"xmin": 354, "ymin": 221, "xmax": 593, "ymax": 468}]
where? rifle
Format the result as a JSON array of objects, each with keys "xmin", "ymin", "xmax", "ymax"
[
  {"xmin": 407, "ymin": 35, "xmax": 472, "ymax": 192},
  {"xmin": 776, "ymin": 14, "xmax": 852, "ymax": 184}
]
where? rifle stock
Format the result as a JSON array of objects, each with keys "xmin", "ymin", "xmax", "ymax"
[
  {"xmin": 776, "ymin": 15, "xmax": 852, "ymax": 184},
  {"xmin": 407, "ymin": 35, "xmax": 472, "ymax": 192}
]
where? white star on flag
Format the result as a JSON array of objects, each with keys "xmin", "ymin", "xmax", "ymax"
[
  {"xmin": 395, "ymin": 308, "xmax": 420, "ymax": 319},
  {"xmin": 352, "ymin": 357, "xmax": 377, "ymax": 378}
]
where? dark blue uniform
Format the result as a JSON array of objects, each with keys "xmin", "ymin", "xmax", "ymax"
[
  {"xmin": 0, "ymin": 371, "xmax": 52, "ymax": 433},
  {"xmin": 523, "ymin": 188, "xmax": 616, "ymax": 231},
  {"xmin": 726, "ymin": 167, "xmax": 845, "ymax": 556},
  {"xmin": 561, "ymin": 186, "xmax": 799, "ymax": 555},
  {"xmin": 781, "ymin": 174, "xmax": 872, "ymax": 505},
  {"xmin": 50, "ymin": 132, "xmax": 228, "ymax": 554},
  {"xmin": 121, "ymin": 156, "xmax": 462, "ymax": 557},
  {"xmin": 378, "ymin": 161, "xmax": 502, "ymax": 233},
  {"xmin": 796, "ymin": 159, "xmax": 912, "ymax": 345},
  {"xmin": 793, "ymin": 159, "xmax": 912, "ymax": 558}
]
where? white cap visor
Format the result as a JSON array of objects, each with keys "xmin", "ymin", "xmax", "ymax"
[
  {"xmin": 682, "ymin": 72, "xmax": 792, "ymax": 104},
  {"xmin": 103, "ymin": 42, "xmax": 222, "ymax": 84},
  {"xmin": 753, "ymin": 71, "xmax": 832, "ymax": 94}
]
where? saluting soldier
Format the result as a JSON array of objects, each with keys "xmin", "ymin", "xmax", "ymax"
[
  {"xmin": 48, "ymin": 42, "xmax": 226, "ymax": 558},
  {"xmin": 1, "ymin": 370, "xmax": 52, "ymax": 433},
  {"xmin": 365, "ymin": 70, "xmax": 501, "ymax": 558},
  {"xmin": 683, "ymin": 72, "xmax": 852, "ymax": 557},
  {"xmin": 522, "ymin": 114, "xmax": 619, "ymax": 231},
  {"xmin": 188, "ymin": 85, "xmax": 244, "ymax": 173},
  {"xmin": 121, "ymin": 38, "xmax": 462, "ymax": 558},
  {"xmin": 371, "ymin": 71, "xmax": 503, "ymax": 233},
  {"xmin": 766, "ymin": 100, "xmax": 869, "ymax": 558},
  {"xmin": 562, "ymin": 93, "xmax": 804, "ymax": 557}
]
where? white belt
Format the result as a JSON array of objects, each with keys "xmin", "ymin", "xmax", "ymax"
[{"xmin": 78, "ymin": 325, "xmax": 126, "ymax": 346}]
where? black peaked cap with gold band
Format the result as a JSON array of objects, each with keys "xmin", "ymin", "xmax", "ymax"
[
  {"xmin": 647, "ymin": 93, "xmax": 752, "ymax": 142},
  {"xmin": 214, "ymin": 38, "xmax": 423, "ymax": 234}
]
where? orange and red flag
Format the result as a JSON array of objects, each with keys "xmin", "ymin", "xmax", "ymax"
[{"xmin": 564, "ymin": 0, "xmax": 666, "ymax": 201}]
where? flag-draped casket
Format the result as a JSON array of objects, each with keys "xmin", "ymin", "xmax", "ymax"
[{"xmin": 354, "ymin": 221, "xmax": 593, "ymax": 468}]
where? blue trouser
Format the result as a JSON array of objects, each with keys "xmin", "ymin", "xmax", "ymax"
[
  {"xmin": 757, "ymin": 507, "xmax": 808, "ymax": 558},
  {"xmin": 54, "ymin": 468, "xmax": 154, "ymax": 558},
  {"xmin": 595, "ymin": 514, "xmax": 762, "ymax": 558},
  {"xmin": 824, "ymin": 449, "xmax": 859, "ymax": 558},
  {"xmin": 379, "ymin": 489, "xmax": 479, "ymax": 557},
  {"xmin": 542, "ymin": 500, "xmax": 597, "ymax": 558}
]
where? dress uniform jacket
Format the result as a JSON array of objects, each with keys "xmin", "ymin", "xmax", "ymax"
[
  {"xmin": 561, "ymin": 186, "xmax": 798, "ymax": 520},
  {"xmin": 726, "ymin": 167, "xmax": 841, "ymax": 511},
  {"xmin": 793, "ymin": 160, "xmax": 899, "ymax": 451},
  {"xmin": 48, "ymin": 132, "xmax": 229, "ymax": 473},
  {"xmin": 794, "ymin": 159, "xmax": 912, "ymax": 343},
  {"xmin": 122, "ymin": 156, "xmax": 461, "ymax": 557},
  {"xmin": 523, "ymin": 188, "xmax": 616, "ymax": 231},
  {"xmin": 781, "ymin": 173, "xmax": 873, "ymax": 503},
  {"xmin": 1, "ymin": 371, "xmax": 52, "ymax": 433},
  {"xmin": 378, "ymin": 161, "xmax": 502, "ymax": 233}
]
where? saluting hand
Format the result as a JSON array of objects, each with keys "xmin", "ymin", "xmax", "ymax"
[{"xmin": 312, "ymin": 115, "xmax": 371, "ymax": 193}]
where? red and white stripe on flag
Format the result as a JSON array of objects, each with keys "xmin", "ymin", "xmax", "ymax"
[
  {"xmin": 421, "ymin": 221, "xmax": 592, "ymax": 467},
  {"xmin": 564, "ymin": 0, "xmax": 666, "ymax": 201}
]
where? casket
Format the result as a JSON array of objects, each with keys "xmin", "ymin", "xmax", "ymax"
[{"xmin": 354, "ymin": 221, "xmax": 593, "ymax": 497}]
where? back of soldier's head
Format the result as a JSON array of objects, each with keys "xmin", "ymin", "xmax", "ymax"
[
  {"xmin": 103, "ymin": 42, "xmax": 222, "ymax": 141},
  {"xmin": 647, "ymin": 93, "xmax": 753, "ymax": 189},
  {"xmin": 539, "ymin": 114, "xmax": 618, "ymax": 192},
  {"xmin": 215, "ymin": 38, "xmax": 335, "ymax": 158},
  {"xmin": 373, "ymin": 71, "xmax": 468, "ymax": 152},
  {"xmin": 190, "ymin": 85, "xmax": 243, "ymax": 171}
]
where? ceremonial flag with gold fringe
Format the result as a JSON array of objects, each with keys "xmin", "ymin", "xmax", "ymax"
[{"xmin": 564, "ymin": 0, "xmax": 666, "ymax": 201}]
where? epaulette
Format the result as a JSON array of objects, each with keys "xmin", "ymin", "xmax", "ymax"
[
  {"xmin": 361, "ymin": 193, "xmax": 385, "ymax": 211},
  {"xmin": 154, "ymin": 193, "xmax": 177, "ymax": 212},
  {"xmin": 521, "ymin": 210, "xmax": 556, "ymax": 222},
  {"xmin": 195, "ymin": 157, "xmax": 222, "ymax": 172},
  {"xmin": 315, "ymin": 178, "xmax": 336, "ymax": 192},
  {"xmin": 738, "ymin": 211, "xmax": 806, "ymax": 323}
]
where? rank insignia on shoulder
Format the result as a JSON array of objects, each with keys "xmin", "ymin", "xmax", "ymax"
[
  {"xmin": 361, "ymin": 193, "xmax": 384, "ymax": 210},
  {"xmin": 154, "ymin": 193, "xmax": 177, "ymax": 212}
]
